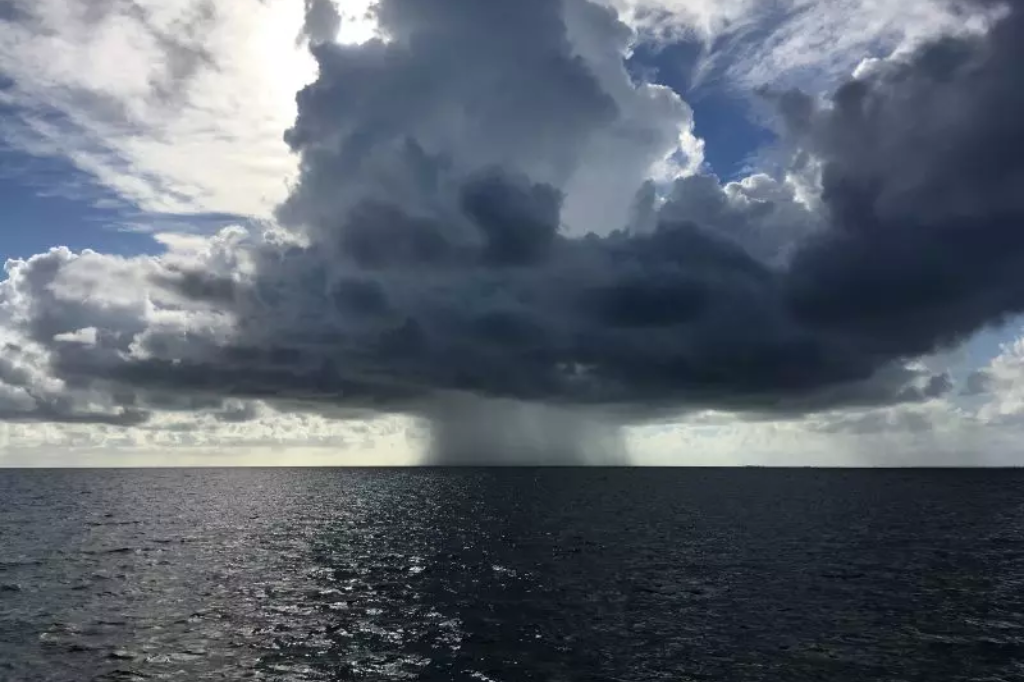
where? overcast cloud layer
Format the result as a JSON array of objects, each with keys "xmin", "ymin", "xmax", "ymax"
[{"xmin": 2, "ymin": 0, "xmax": 1024, "ymax": 463}]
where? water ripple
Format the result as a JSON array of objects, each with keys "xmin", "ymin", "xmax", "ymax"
[{"xmin": 2, "ymin": 469, "xmax": 1024, "ymax": 681}]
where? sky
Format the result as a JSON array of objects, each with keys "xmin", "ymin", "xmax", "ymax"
[{"xmin": 1, "ymin": 0, "xmax": 1023, "ymax": 466}]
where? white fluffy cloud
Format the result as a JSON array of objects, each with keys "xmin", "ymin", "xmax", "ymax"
[
  {"xmin": 973, "ymin": 335, "xmax": 1024, "ymax": 425},
  {"xmin": 0, "ymin": 0, "xmax": 315, "ymax": 218}
]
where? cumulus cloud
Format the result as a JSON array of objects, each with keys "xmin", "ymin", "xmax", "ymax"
[
  {"xmin": 2, "ymin": 0, "xmax": 1024, "ymax": 464},
  {"xmin": 776, "ymin": 5, "xmax": 1024, "ymax": 360},
  {"xmin": 972, "ymin": 334, "xmax": 1024, "ymax": 424}
]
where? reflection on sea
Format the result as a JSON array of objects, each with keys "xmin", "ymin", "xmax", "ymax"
[{"xmin": 2, "ymin": 468, "xmax": 1024, "ymax": 681}]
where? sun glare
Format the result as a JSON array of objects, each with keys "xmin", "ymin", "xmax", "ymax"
[{"xmin": 337, "ymin": 0, "xmax": 380, "ymax": 45}]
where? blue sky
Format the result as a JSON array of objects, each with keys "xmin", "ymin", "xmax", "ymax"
[
  {"xmin": 0, "ymin": 143, "xmax": 259, "ymax": 261},
  {"xmin": 627, "ymin": 39, "xmax": 775, "ymax": 180},
  {"xmin": 0, "ymin": 147, "xmax": 132, "ymax": 259}
]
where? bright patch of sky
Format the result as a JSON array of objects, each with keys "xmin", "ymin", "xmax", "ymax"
[{"xmin": 337, "ymin": 0, "xmax": 380, "ymax": 45}]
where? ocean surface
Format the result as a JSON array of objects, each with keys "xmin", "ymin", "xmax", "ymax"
[{"xmin": 2, "ymin": 469, "xmax": 1024, "ymax": 681}]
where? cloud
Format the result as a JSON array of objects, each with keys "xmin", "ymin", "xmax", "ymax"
[
  {"xmin": 775, "ymin": 5, "xmax": 1024, "ymax": 361},
  {"xmin": 613, "ymin": 0, "xmax": 1007, "ymax": 90},
  {"xmin": 973, "ymin": 333, "xmax": 1024, "ymax": 424},
  {"xmin": 302, "ymin": 0, "xmax": 341, "ymax": 45},
  {"xmin": 654, "ymin": 170, "xmax": 824, "ymax": 265},
  {"xmin": 249, "ymin": 0, "xmax": 999, "ymax": 419},
  {"xmin": 0, "ymin": 0, "xmax": 999, "ymax": 229},
  {"xmin": 627, "ymin": 400, "xmax": 987, "ymax": 466},
  {"xmin": 0, "ymin": 401, "xmax": 419, "ymax": 466},
  {"xmin": 280, "ymin": 0, "xmax": 701, "ymax": 241},
  {"xmin": 0, "ymin": 0, "xmax": 314, "ymax": 218},
  {"xmin": 2, "ymin": 0, "xmax": 1024, "ymax": 464}
]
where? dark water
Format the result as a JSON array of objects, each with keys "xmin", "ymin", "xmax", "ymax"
[{"xmin": 2, "ymin": 469, "xmax": 1024, "ymax": 681}]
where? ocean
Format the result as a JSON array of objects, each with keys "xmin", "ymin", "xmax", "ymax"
[{"xmin": 2, "ymin": 468, "xmax": 1023, "ymax": 681}]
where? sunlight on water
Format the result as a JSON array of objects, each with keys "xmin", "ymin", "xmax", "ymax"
[{"xmin": 3, "ymin": 469, "xmax": 1024, "ymax": 680}]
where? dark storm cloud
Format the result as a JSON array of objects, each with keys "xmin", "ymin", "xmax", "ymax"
[
  {"xmin": 6, "ymin": 0, "xmax": 1024, "ymax": 442},
  {"xmin": 0, "ymin": 0, "xmax": 27, "ymax": 23},
  {"xmin": 277, "ymin": 0, "xmax": 618, "ymax": 241},
  {"xmin": 302, "ymin": 0, "xmax": 341, "ymax": 45},
  {"xmin": 152, "ymin": 268, "xmax": 239, "ymax": 304},
  {"xmin": 245, "ymin": 0, "xmax": 1023, "ymax": 416},
  {"xmin": 460, "ymin": 170, "xmax": 563, "ymax": 267},
  {"xmin": 779, "ymin": 3, "xmax": 1024, "ymax": 361}
]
